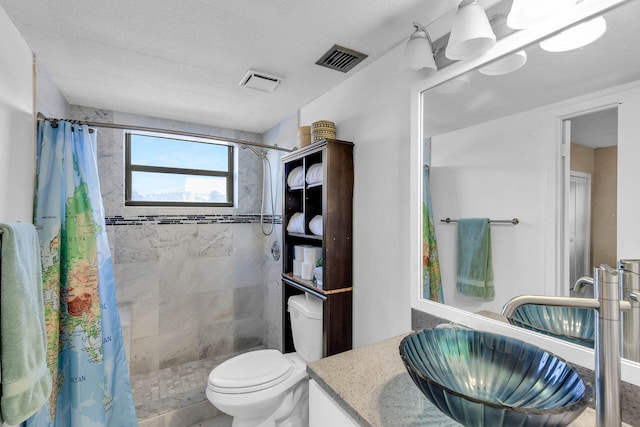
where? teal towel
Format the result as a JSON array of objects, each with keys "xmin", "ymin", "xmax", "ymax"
[
  {"xmin": 456, "ymin": 218, "xmax": 494, "ymax": 300},
  {"xmin": 0, "ymin": 223, "xmax": 52, "ymax": 424}
]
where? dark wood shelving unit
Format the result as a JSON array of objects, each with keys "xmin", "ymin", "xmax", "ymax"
[{"xmin": 281, "ymin": 139, "xmax": 353, "ymax": 357}]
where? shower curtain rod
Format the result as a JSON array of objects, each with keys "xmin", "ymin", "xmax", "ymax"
[{"xmin": 36, "ymin": 113, "xmax": 293, "ymax": 153}]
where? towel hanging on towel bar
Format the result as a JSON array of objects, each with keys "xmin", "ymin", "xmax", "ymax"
[{"xmin": 441, "ymin": 217, "xmax": 519, "ymax": 225}]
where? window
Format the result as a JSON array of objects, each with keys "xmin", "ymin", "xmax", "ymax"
[{"xmin": 125, "ymin": 133, "xmax": 234, "ymax": 207}]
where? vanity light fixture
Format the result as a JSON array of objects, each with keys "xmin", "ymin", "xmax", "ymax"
[
  {"xmin": 479, "ymin": 13, "xmax": 527, "ymax": 76},
  {"xmin": 506, "ymin": 0, "xmax": 575, "ymax": 29},
  {"xmin": 539, "ymin": 15, "xmax": 607, "ymax": 52},
  {"xmin": 445, "ymin": 0, "xmax": 496, "ymax": 61},
  {"xmin": 478, "ymin": 50, "xmax": 527, "ymax": 75},
  {"xmin": 401, "ymin": 22, "xmax": 438, "ymax": 77},
  {"xmin": 433, "ymin": 74, "xmax": 471, "ymax": 94}
]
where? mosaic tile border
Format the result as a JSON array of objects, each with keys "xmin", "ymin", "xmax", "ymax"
[{"xmin": 105, "ymin": 214, "xmax": 282, "ymax": 226}]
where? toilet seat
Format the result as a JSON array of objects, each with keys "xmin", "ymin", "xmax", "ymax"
[{"xmin": 208, "ymin": 349, "xmax": 293, "ymax": 394}]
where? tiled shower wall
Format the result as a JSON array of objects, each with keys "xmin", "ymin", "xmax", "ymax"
[
  {"xmin": 69, "ymin": 106, "xmax": 279, "ymax": 375},
  {"xmin": 261, "ymin": 113, "xmax": 299, "ymax": 351}
]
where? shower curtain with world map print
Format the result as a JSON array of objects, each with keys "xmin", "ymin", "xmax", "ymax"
[
  {"xmin": 26, "ymin": 121, "xmax": 137, "ymax": 426},
  {"xmin": 423, "ymin": 166, "xmax": 444, "ymax": 303}
]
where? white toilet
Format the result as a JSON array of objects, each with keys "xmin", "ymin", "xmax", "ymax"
[{"xmin": 206, "ymin": 294, "xmax": 323, "ymax": 427}]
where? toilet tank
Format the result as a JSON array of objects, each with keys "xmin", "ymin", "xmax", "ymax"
[{"xmin": 288, "ymin": 294, "xmax": 323, "ymax": 362}]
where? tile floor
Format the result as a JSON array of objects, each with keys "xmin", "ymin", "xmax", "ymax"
[{"xmin": 132, "ymin": 347, "xmax": 262, "ymax": 426}]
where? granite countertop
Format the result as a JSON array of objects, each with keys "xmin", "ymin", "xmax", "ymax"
[{"xmin": 307, "ymin": 332, "xmax": 628, "ymax": 427}]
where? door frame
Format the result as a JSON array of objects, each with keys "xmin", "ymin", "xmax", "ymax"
[{"xmin": 569, "ymin": 170, "xmax": 592, "ymax": 292}]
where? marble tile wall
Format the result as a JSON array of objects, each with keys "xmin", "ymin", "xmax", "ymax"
[
  {"xmin": 68, "ymin": 105, "xmax": 275, "ymax": 375},
  {"xmin": 261, "ymin": 112, "xmax": 299, "ymax": 350}
]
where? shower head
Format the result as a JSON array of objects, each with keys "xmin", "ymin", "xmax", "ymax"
[{"xmin": 241, "ymin": 145, "xmax": 267, "ymax": 159}]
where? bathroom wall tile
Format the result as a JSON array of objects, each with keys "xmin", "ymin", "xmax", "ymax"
[
  {"xmin": 113, "ymin": 261, "xmax": 160, "ymax": 303},
  {"xmin": 198, "ymin": 257, "xmax": 234, "ymax": 292},
  {"xmin": 96, "ymin": 127, "xmax": 120, "ymax": 157},
  {"xmin": 265, "ymin": 278, "xmax": 282, "ymax": 331},
  {"xmin": 237, "ymin": 150, "xmax": 262, "ymax": 204},
  {"xmin": 162, "ymin": 401, "xmax": 218, "ymax": 427},
  {"xmin": 233, "ymin": 255, "xmax": 263, "ymax": 288},
  {"xmin": 101, "ymin": 193, "xmax": 123, "ymax": 218},
  {"xmin": 197, "ymin": 321, "xmax": 235, "ymax": 360},
  {"xmin": 266, "ymin": 320, "xmax": 282, "ymax": 351},
  {"xmin": 131, "ymin": 336, "xmax": 160, "ymax": 375},
  {"xmin": 132, "ymin": 299, "xmax": 159, "ymax": 339},
  {"xmin": 197, "ymin": 224, "xmax": 232, "ymax": 258},
  {"xmin": 113, "ymin": 111, "xmax": 162, "ymax": 129},
  {"xmin": 119, "ymin": 302, "xmax": 133, "ymax": 372},
  {"xmin": 69, "ymin": 105, "xmax": 113, "ymax": 123},
  {"xmin": 114, "ymin": 225, "xmax": 160, "ymax": 264},
  {"xmin": 106, "ymin": 225, "xmax": 116, "ymax": 260},
  {"xmin": 233, "ymin": 286, "xmax": 264, "ymax": 320},
  {"xmin": 159, "ymin": 257, "xmax": 233, "ymax": 298},
  {"xmin": 97, "ymin": 153, "xmax": 122, "ymax": 198},
  {"xmin": 198, "ymin": 289, "xmax": 234, "ymax": 326},
  {"xmin": 157, "ymin": 224, "xmax": 198, "ymax": 262},
  {"xmin": 232, "ymin": 224, "xmax": 262, "ymax": 257},
  {"xmin": 264, "ymin": 252, "xmax": 282, "ymax": 283},
  {"xmin": 233, "ymin": 318, "xmax": 266, "ymax": 351},
  {"xmin": 263, "ymin": 238, "xmax": 283, "ymax": 351},
  {"xmin": 159, "ymin": 294, "xmax": 204, "ymax": 334},
  {"xmin": 159, "ymin": 259, "xmax": 202, "ymax": 298},
  {"xmin": 158, "ymin": 330, "xmax": 199, "ymax": 369}
]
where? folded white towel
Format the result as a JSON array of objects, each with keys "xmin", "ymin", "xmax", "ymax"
[
  {"xmin": 287, "ymin": 166, "xmax": 304, "ymax": 188},
  {"xmin": 286, "ymin": 212, "xmax": 305, "ymax": 234},
  {"xmin": 306, "ymin": 163, "xmax": 323, "ymax": 185},
  {"xmin": 309, "ymin": 215, "xmax": 323, "ymax": 236}
]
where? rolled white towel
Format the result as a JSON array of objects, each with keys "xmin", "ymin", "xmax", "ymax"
[
  {"xmin": 287, "ymin": 166, "xmax": 304, "ymax": 188},
  {"xmin": 305, "ymin": 163, "xmax": 323, "ymax": 185},
  {"xmin": 309, "ymin": 215, "xmax": 323, "ymax": 236},
  {"xmin": 286, "ymin": 212, "xmax": 305, "ymax": 234}
]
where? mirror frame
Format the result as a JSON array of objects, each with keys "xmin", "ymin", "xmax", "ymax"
[{"xmin": 409, "ymin": 0, "xmax": 640, "ymax": 386}]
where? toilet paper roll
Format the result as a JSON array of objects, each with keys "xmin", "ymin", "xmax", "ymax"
[
  {"xmin": 301, "ymin": 262, "xmax": 314, "ymax": 281},
  {"xmin": 294, "ymin": 245, "xmax": 306, "ymax": 260},
  {"xmin": 304, "ymin": 246, "xmax": 321, "ymax": 265},
  {"xmin": 293, "ymin": 259, "xmax": 303, "ymax": 276}
]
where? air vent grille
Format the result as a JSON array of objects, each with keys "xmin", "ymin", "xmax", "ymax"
[
  {"xmin": 239, "ymin": 70, "xmax": 282, "ymax": 92},
  {"xmin": 316, "ymin": 44, "xmax": 368, "ymax": 73}
]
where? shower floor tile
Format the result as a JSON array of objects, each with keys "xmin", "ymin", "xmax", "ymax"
[{"xmin": 132, "ymin": 347, "xmax": 263, "ymax": 422}]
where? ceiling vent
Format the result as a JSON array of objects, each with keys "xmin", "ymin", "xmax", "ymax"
[
  {"xmin": 315, "ymin": 44, "xmax": 368, "ymax": 73},
  {"xmin": 239, "ymin": 70, "xmax": 282, "ymax": 92}
]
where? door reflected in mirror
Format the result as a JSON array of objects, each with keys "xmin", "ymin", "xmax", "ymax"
[{"xmin": 568, "ymin": 108, "xmax": 618, "ymax": 299}]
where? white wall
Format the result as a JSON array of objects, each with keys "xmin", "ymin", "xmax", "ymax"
[
  {"xmin": 0, "ymin": 6, "xmax": 34, "ymax": 222},
  {"xmin": 430, "ymin": 109, "xmax": 557, "ymax": 314},
  {"xmin": 618, "ymin": 95, "xmax": 640, "ymax": 259},
  {"xmin": 300, "ymin": 45, "xmax": 413, "ymax": 347}
]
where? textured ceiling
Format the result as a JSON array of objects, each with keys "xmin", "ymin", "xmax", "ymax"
[{"xmin": 0, "ymin": 0, "xmax": 482, "ymax": 133}]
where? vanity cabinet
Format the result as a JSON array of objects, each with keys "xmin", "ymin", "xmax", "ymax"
[
  {"xmin": 281, "ymin": 139, "xmax": 353, "ymax": 357},
  {"xmin": 309, "ymin": 380, "xmax": 359, "ymax": 427}
]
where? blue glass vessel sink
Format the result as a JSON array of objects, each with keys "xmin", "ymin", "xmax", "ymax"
[
  {"xmin": 399, "ymin": 329, "xmax": 591, "ymax": 427},
  {"xmin": 508, "ymin": 305, "xmax": 595, "ymax": 348}
]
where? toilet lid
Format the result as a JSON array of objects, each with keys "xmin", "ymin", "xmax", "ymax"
[{"xmin": 208, "ymin": 349, "xmax": 292, "ymax": 393}]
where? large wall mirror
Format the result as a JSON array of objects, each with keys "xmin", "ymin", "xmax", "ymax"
[{"xmin": 410, "ymin": 0, "xmax": 640, "ymax": 386}]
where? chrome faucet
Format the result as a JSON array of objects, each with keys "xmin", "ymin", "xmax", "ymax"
[
  {"xmin": 502, "ymin": 265, "xmax": 632, "ymax": 427},
  {"xmin": 619, "ymin": 260, "xmax": 640, "ymax": 363},
  {"xmin": 572, "ymin": 276, "xmax": 594, "ymax": 295}
]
